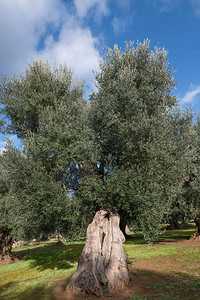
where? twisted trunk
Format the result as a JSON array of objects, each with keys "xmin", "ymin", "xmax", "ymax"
[
  {"xmin": 66, "ymin": 210, "xmax": 129, "ymax": 297},
  {"xmin": 167, "ymin": 217, "xmax": 181, "ymax": 230},
  {"xmin": 0, "ymin": 228, "xmax": 14, "ymax": 264},
  {"xmin": 190, "ymin": 215, "xmax": 200, "ymax": 241}
]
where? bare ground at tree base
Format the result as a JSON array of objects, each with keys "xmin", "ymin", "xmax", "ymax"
[{"xmin": 57, "ymin": 239, "xmax": 200, "ymax": 300}]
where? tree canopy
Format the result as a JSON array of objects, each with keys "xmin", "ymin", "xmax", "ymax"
[
  {"xmin": 0, "ymin": 60, "xmax": 96, "ymax": 243},
  {"xmin": 0, "ymin": 40, "xmax": 199, "ymax": 247}
]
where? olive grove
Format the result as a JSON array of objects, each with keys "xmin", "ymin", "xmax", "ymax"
[{"xmin": 0, "ymin": 40, "xmax": 200, "ymax": 295}]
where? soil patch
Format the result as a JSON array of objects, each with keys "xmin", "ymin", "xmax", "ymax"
[
  {"xmin": 0, "ymin": 256, "xmax": 20, "ymax": 266},
  {"xmin": 58, "ymin": 239, "xmax": 200, "ymax": 300}
]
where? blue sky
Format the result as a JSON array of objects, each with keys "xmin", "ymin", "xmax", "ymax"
[{"xmin": 0, "ymin": 0, "xmax": 200, "ymax": 151}]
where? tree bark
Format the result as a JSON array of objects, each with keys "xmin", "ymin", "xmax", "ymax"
[
  {"xmin": 120, "ymin": 219, "xmax": 130, "ymax": 239},
  {"xmin": 0, "ymin": 228, "xmax": 14, "ymax": 264},
  {"xmin": 66, "ymin": 210, "xmax": 129, "ymax": 297},
  {"xmin": 167, "ymin": 217, "xmax": 181, "ymax": 230},
  {"xmin": 57, "ymin": 233, "xmax": 66, "ymax": 243},
  {"xmin": 190, "ymin": 216, "xmax": 200, "ymax": 241}
]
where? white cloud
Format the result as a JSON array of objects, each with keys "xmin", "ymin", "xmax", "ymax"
[
  {"xmin": 0, "ymin": 141, "xmax": 6, "ymax": 154},
  {"xmin": 112, "ymin": 15, "xmax": 133, "ymax": 35},
  {"xmin": 0, "ymin": 0, "xmax": 67, "ymax": 76},
  {"xmin": 151, "ymin": 0, "xmax": 180, "ymax": 12},
  {"xmin": 0, "ymin": 0, "xmax": 105, "ymax": 148},
  {"xmin": 74, "ymin": 0, "xmax": 109, "ymax": 18},
  {"xmin": 191, "ymin": 0, "xmax": 200, "ymax": 16},
  {"xmin": 112, "ymin": 16, "xmax": 122, "ymax": 35},
  {"xmin": 0, "ymin": 0, "xmax": 101, "ymax": 90},
  {"xmin": 0, "ymin": 135, "xmax": 20, "ymax": 154},
  {"xmin": 118, "ymin": 0, "xmax": 132, "ymax": 9},
  {"xmin": 182, "ymin": 85, "xmax": 200, "ymax": 103},
  {"xmin": 38, "ymin": 20, "xmax": 100, "ymax": 82},
  {"xmin": 150, "ymin": 0, "xmax": 200, "ymax": 15}
]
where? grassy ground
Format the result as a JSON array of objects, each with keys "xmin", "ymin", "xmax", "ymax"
[
  {"xmin": 0, "ymin": 226, "xmax": 199, "ymax": 300},
  {"xmin": 124, "ymin": 227, "xmax": 200, "ymax": 300}
]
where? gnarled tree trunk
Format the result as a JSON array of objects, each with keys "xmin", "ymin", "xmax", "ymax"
[
  {"xmin": 190, "ymin": 215, "xmax": 200, "ymax": 241},
  {"xmin": 120, "ymin": 219, "xmax": 130, "ymax": 239},
  {"xmin": 0, "ymin": 228, "xmax": 14, "ymax": 264},
  {"xmin": 167, "ymin": 217, "xmax": 181, "ymax": 230},
  {"xmin": 66, "ymin": 210, "xmax": 129, "ymax": 297}
]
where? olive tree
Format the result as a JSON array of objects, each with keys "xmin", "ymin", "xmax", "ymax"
[
  {"xmin": 89, "ymin": 40, "xmax": 180, "ymax": 241},
  {"xmin": 0, "ymin": 60, "xmax": 96, "ymax": 262}
]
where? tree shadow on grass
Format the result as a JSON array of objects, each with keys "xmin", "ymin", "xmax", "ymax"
[
  {"xmin": 125, "ymin": 234, "xmax": 147, "ymax": 245},
  {"xmin": 125, "ymin": 227, "xmax": 196, "ymax": 246},
  {"xmin": 156, "ymin": 228, "xmax": 195, "ymax": 242},
  {"xmin": 1, "ymin": 269, "xmax": 200, "ymax": 300},
  {"xmin": 14, "ymin": 243, "xmax": 84, "ymax": 271},
  {"xmin": 0, "ymin": 276, "xmax": 74, "ymax": 300},
  {"xmin": 0, "ymin": 282, "xmax": 16, "ymax": 299},
  {"xmin": 128, "ymin": 268, "xmax": 200, "ymax": 300},
  {"xmin": 0, "ymin": 281, "xmax": 64, "ymax": 300}
]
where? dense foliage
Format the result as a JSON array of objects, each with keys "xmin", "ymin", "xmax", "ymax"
[
  {"xmin": 0, "ymin": 60, "xmax": 97, "ymax": 242},
  {"xmin": 89, "ymin": 41, "xmax": 198, "ymax": 240},
  {"xmin": 0, "ymin": 40, "xmax": 200, "ymax": 246}
]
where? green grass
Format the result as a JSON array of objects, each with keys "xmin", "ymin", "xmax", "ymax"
[
  {"xmin": 0, "ymin": 226, "xmax": 199, "ymax": 300},
  {"xmin": 124, "ymin": 240, "xmax": 200, "ymax": 262},
  {"xmin": 0, "ymin": 242, "xmax": 84, "ymax": 300},
  {"xmin": 124, "ymin": 242, "xmax": 180, "ymax": 260},
  {"xmin": 124, "ymin": 226, "xmax": 200, "ymax": 300},
  {"xmin": 124, "ymin": 226, "xmax": 197, "ymax": 260}
]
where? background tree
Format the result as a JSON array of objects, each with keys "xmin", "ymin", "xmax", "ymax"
[
  {"xmin": 0, "ymin": 60, "xmax": 76, "ymax": 138},
  {"xmin": 162, "ymin": 108, "xmax": 197, "ymax": 230},
  {"xmin": 0, "ymin": 60, "xmax": 98, "ymax": 260},
  {"xmin": 179, "ymin": 114, "xmax": 200, "ymax": 240},
  {"xmin": 0, "ymin": 150, "xmax": 15, "ymax": 263}
]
